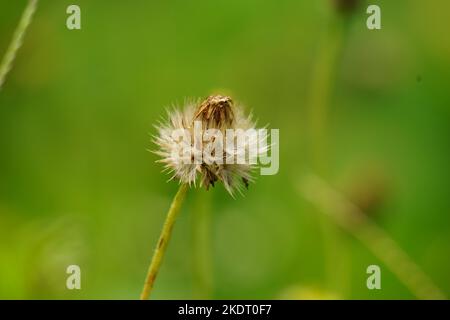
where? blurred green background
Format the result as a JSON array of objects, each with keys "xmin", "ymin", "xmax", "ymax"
[{"xmin": 0, "ymin": 0, "xmax": 449, "ymax": 299}]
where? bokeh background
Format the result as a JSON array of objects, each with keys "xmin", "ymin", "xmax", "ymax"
[{"xmin": 0, "ymin": 0, "xmax": 449, "ymax": 299}]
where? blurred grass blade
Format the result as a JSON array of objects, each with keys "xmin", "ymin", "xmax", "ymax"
[
  {"xmin": 0, "ymin": 0, "xmax": 38, "ymax": 91},
  {"xmin": 299, "ymin": 174, "xmax": 447, "ymax": 300}
]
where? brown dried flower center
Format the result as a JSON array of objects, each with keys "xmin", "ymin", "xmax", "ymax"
[{"xmin": 193, "ymin": 95, "xmax": 235, "ymax": 129}]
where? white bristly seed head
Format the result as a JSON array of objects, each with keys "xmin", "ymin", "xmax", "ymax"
[{"xmin": 153, "ymin": 95, "xmax": 268, "ymax": 196}]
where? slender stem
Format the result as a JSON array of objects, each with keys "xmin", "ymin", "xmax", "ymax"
[
  {"xmin": 192, "ymin": 189, "xmax": 213, "ymax": 299},
  {"xmin": 0, "ymin": 0, "xmax": 38, "ymax": 91},
  {"xmin": 308, "ymin": 17, "xmax": 344, "ymax": 172},
  {"xmin": 140, "ymin": 184, "xmax": 189, "ymax": 300},
  {"xmin": 307, "ymin": 15, "xmax": 347, "ymax": 294},
  {"xmin": 300, "ymin": 174, "xmax": 447, "ymax": 300}
]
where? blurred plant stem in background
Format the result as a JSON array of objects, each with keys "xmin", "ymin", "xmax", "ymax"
[
  {"xmin": 140, "ymin": 184, "xmax": 189, "ymax": 300},
  {"xmin": 308, "ymin": 19, "xmax": 344, "ymax": 171},
  {"xmin": 300, "ymin": 174, "xmax": 447, "ymax": 300},
  {"xmin": 306, "ymin": 10, "xmax": 352, "ymax": 296},
  {"xmin": 0, "ymin": 0, "xmax": 38, "ymax": 91},
  {"xmin": 191, "ymin": 189, "xmax": 213, "ymax": 299}
]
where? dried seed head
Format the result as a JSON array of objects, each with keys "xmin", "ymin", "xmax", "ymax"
[
  {"xmin": 153, "ymin": 95, "xmax": 267, "ymax": 196},
  {"xmin": 331, "ymin": 0, "xmax": 360, "ymax": 14},
  {"xmin": 193, "ymin": 95, "xmax": 234, "ymax": 129}
]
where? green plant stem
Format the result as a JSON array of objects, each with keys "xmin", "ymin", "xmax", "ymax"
[
  {"xmin": 308, "ymin": 14, "xmax": 347, "ymax": 173},
  {"xmin": 307, "ymin": 15, "xmax": 348, "ymax": 295},
  {"xmin": 0, "ymin": 0, "xmax": 38, "ymax": 91},
  {"xmin": 140, "ymin": 184, "xmax": 188, "ymax": 300},
  {"xmin": 192, "ymin": 189, "xmax": 213, "ymax": 299}
]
